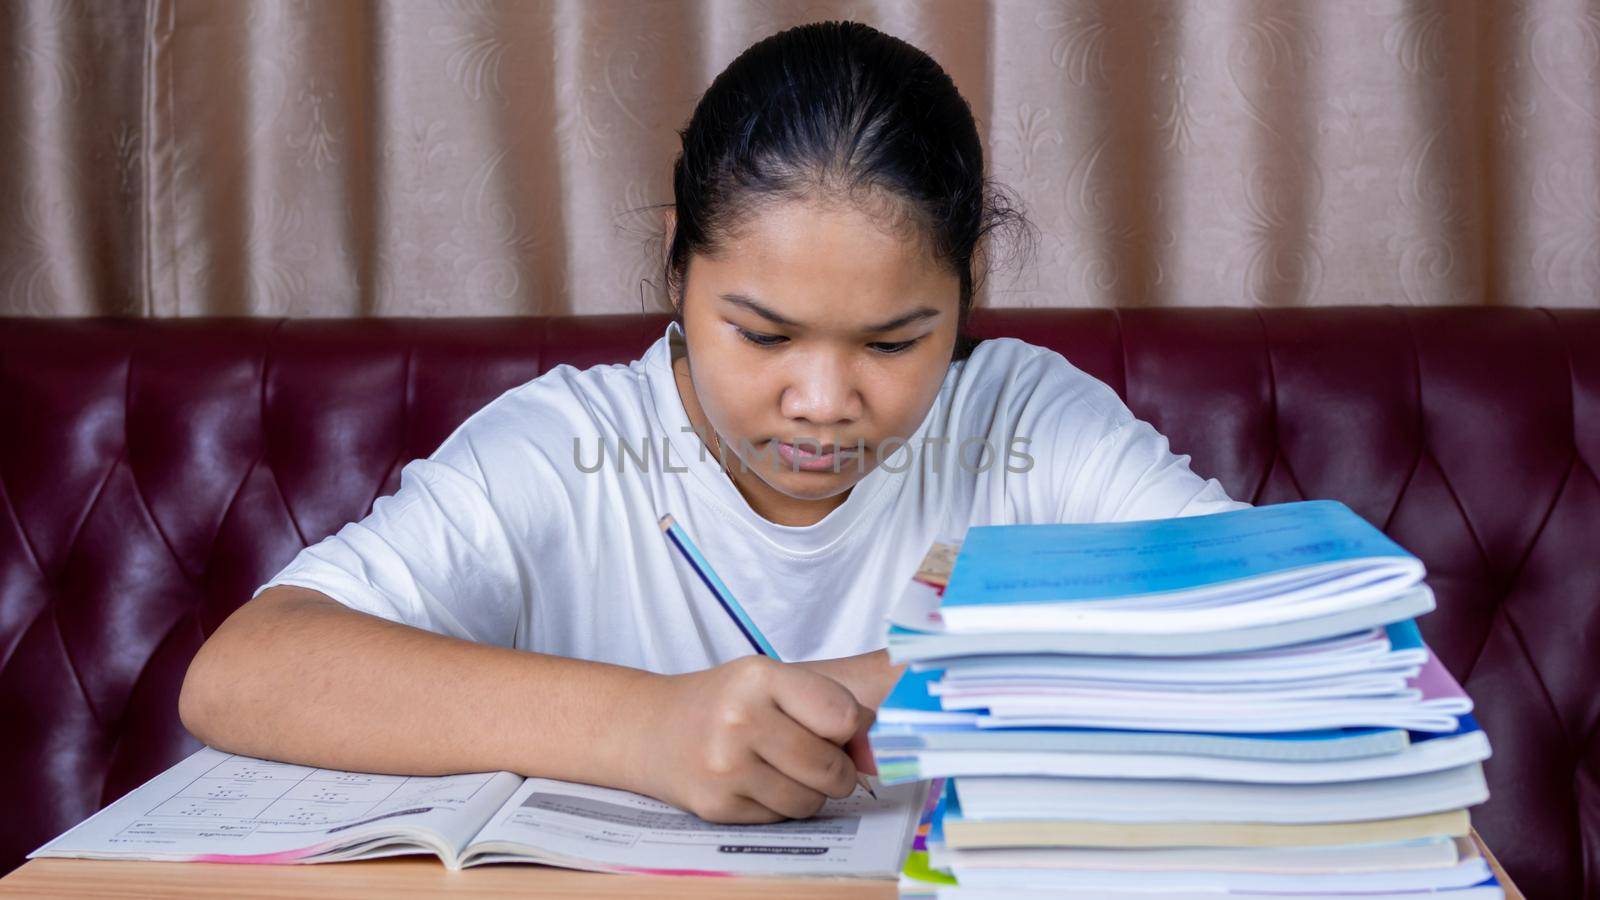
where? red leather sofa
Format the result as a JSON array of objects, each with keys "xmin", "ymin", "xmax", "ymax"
[{"xmin": 1, "ymin": 307, "xmax": 1594, "ymax": 896}]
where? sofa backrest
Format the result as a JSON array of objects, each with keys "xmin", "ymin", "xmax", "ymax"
[{"xmin": 1, "ymin": 307, "xmax": 1594, "ymax": 894}]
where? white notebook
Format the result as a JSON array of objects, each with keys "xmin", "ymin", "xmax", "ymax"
[
  {"xmin": 889, "ymin": 727, "xmax": 1491, "ymax": 784},
  {"xmin": 30, "ymin": 747, "xmax": 926, "ymax": 877},
  {"xmin": 951, "ymin": 762, "xmax": 1488, "ymax": 824}
]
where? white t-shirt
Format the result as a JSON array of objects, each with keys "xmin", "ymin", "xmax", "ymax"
[{"xmin": 255, "ymin": 321, "xmax": 1249, "ymax": 672}]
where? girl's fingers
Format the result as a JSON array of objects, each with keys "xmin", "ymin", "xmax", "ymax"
[
  {"xmin": 738, "ymin": 757, "xmax": 831, "ymax": 821},
  {"xmin": 764, "ymin": 664, "xmax": 868, "ymax": 746},
  {"xmin": 750, "ymin": 705, "xmax": 860, "ymax": 799},
  {"xmin": 844, "ymin": 729, "xmax": 877, "ymax": 776}
]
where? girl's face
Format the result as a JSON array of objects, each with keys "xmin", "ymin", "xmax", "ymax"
[{"xmin": 671, "ymin": 195, "xmax": 961, "ymax": 527}]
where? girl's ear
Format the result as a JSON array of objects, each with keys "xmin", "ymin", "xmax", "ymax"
[{"xmin": 663, "ymin": 208, "xmax": 680, "ymax": 313}]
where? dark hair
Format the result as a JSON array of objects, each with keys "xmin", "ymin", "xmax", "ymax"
[{"xmin": 660, "ymin": 20, "xmax": 1032, "ymax": 361}]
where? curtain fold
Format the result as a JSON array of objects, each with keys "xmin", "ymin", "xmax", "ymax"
[{"xmin": 2, "ymin": 0, "xmax": 1596, "ymax": 317}]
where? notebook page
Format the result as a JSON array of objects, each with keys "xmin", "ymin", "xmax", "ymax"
[
  {"xmin": 462, "ymin": 776, "xmax": 928, "ymax": 876},
  {"xmin": 29, "ymin": 747, "xmax": 523, "ymax": 866}
]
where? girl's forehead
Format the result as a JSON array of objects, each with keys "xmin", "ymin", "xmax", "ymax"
[
  {"xmin": 698, "ymin": 248, "xmax": 954, "ymax": 324},
  {"xmin": 711, "ymin": 196, "xmax": 946, "ymax": 279}
]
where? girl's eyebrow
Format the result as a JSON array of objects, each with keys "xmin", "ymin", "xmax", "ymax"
[{"xmin": 719, "ymin": 292, "xmax": 942, "ymax": 333}]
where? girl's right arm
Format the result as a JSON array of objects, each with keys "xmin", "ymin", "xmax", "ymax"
[{"xmin": 178, "ymin": 585, "xmax": 870, "ymax": 823}]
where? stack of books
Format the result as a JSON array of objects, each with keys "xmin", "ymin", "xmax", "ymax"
[{"xmin": 873, "ymin": 500, "xmax": 1503, "ymax": 898}]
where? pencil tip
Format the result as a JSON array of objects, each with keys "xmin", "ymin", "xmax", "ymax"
[{"xmin": 658, "ymin": 514, "xmax": 674, "ymax": 531}]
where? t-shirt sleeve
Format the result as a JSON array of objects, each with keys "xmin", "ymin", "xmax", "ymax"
[
  {"xmin": 251, "ymin": 419, "xmax": 531, "ymax": 648},
  {"xmin": 1064, "ymin": 416, "xmax": 1252, "ymax": 522},
  {"xmin": 1011, "ymin": 346, "xmax": 1252, "ymax": 523}
]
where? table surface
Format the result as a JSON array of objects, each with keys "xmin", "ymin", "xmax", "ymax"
[{"xmin": 0, "ymin": 827, "xmax": 1523, "ymax": 898}]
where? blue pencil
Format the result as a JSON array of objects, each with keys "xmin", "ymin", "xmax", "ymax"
[
  {"xmin": 658, "ymin": 512, "xmax": 877, "ymax": 799},
  {"xmin": 659, "ymin": 513, "xmax": 778, "ymax": 658}
]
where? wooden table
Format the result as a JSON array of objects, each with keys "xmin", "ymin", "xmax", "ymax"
[{"xmin": 0, "ymin": 828, "xmax": 1523, "ymax": 898}]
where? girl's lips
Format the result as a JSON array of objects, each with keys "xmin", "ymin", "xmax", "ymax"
[{"xmin": 772, "ymin": 440, "xmax": 859, "ymax": 472}]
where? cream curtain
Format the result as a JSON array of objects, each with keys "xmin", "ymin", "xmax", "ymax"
[{"xmin": 2, "ymin": 0, "xmax": 1596, "ymax": 317}]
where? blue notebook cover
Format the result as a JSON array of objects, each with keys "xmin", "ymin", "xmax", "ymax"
[
  {"xmin": 928, "ymin": 779, "xmax": 955, "ymax": 845},
  {"xmin": 1410, "ymin": 711, "xmax": 1482, "ymax": 743},
  {"xmin": 882, "ymin": 665, "xmax": 946, "ymax": 713},
  {"xmin": 943, "ymin": 499, "xmax": 1417, "ymax": 608},
  {"xmin": 1387, "ymin": 617, "xmax": 1423, "ymax": 652}
]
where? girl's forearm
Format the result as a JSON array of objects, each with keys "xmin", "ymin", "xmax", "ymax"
[{"xmin": 178, "ymin": 586, "xmax": 664, "ymax": 785}]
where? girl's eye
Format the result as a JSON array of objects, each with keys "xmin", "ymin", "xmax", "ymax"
[
  {"xmin": 735, "ymin": 328, "xmax": 920, "ymax": 355},
  {"xmin": 869, "ymin": 339, "xmax": 920, "ymax": 355},
  {"xmin": 736, "ymin": 328, "xmax": 787, "ymax": 348}
]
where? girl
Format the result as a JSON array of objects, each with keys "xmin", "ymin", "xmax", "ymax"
[{"xmin": 179, "ymin": 20, "xmax": 1246, "ymax": 826}]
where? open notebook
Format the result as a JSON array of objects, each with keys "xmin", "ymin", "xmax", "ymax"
[{"xmin": 31, "ymin": 747, "xmax": 927, "ymax": 877}]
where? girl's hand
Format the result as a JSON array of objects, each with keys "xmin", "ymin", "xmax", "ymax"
[
  {"xmin": 794, "ymin": 648, "xmax": 905, "ymax": 709},
  {"xmin": 624, "ymin": 656, "xmax": 873, "ymax": 823},
  {"xmin": 793, "ymin": 650, "xmax": 906, "ymax": 778}
]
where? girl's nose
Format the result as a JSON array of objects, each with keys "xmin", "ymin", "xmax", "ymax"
[{"xmin": 779, "ymin": 351, "xmax": 862, "ymax": 424}]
